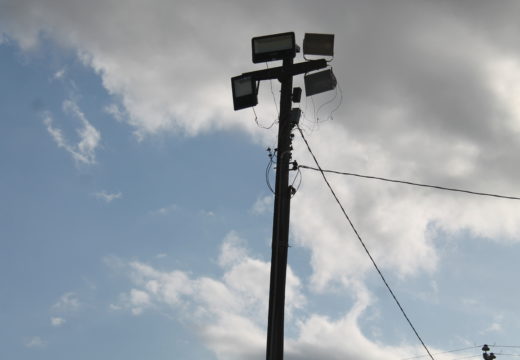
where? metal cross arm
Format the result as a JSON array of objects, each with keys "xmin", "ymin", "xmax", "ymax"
[{"xmin": 241, "ymin": 58, "xmax": 328, "ymax": 82}]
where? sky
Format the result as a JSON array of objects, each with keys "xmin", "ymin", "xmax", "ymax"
[{"xmin": 2, "ymin": 0, "xmax": 520, "ymax": 359}]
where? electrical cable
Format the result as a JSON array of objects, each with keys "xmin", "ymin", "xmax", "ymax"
[
  {"xmin": 326, "ymin": 81, "xmax": 343, "ymax": 121},
  {"xmin": 252, "ymin": 107, "xmax": 276, "ymax": 130},
  {"xmin": 448, "ymin": 355, "xmax": 481, "ymax": 360},
  {"xmin": 402, "ymin": 345, "xmax": 481, "ymax": 360},
  {"xmin": 298, "ymin": 165, "xmax": 520, "ymax": 201},
  {"xmin": 315, "ymin": 76, "xmax": 343, "ymax": 123},
  {"xmin": 296, "ymin": 125, "xmax": 436, "ymax": 360},
  {"xmin": 265, "ymin": 148, "xmax": 276, "ymax": 194},
  {"xmin": 290, "ymin": 166, "xmax": 303, "ymax": 196},
  {"xmin": 404, "ymin": 345, "xmax": 520, "ymax": 360},
  {"xmin": 266, "ymin": 62, "xmax": 279, "ymax": 116}
]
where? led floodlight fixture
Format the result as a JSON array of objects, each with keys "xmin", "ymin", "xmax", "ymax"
[
  {"xmin": 303, "ymin": 33, "xmax": 334, "ymax": 57},
  {"xmin": 252, "ymin": 32, "xmax": 296, "ymax": 63},
  {"xmin": 304, "ymin": 69, "xmax": 337, "ymax": 96},
  {"xmin": 231, "ymin": 75, "xmax": 257, "ymax": 110}
]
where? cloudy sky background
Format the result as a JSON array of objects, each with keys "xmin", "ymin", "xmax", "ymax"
[{"xmin": 2, "ymin": 0, "xmax": 520, "ymax": 359}]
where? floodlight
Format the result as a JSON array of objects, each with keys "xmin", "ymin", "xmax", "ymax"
[
  {"xmin": 252, "ymin": 32, "xmax": 296, "ymax": 63},
  {"xmin": 304, "ymin": 69, "xmax": 337, "ymax": 96},
  {"xmin": 231, "ymin": 75, "xmax": 257, "ymax": 111},
  {"xmin": 303, "ymin": 33, "xmax": 334, "ymax": 57}
]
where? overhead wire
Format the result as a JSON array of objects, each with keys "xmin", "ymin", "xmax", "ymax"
[
  {"xmin": 315, "ymin": 77, "xmax": 343, "ymax": 123},
  {"xmin": 252, "ymin": 106, "xmax": 276, "ymax": 129},
  {"xmin": 298, "ymin": 165, "xmax": 520, "ymax": 201},
  {"xmin": 448, "ymin": 355, "xmax": 481, "ymax": 360},
  {"xmin": 296, "ymin": 124, "xmax": 436, "ymax": 360},
  {"xmin": 402, "ymin": 345, "xmax": 482, "ymax": 360},
  {"xmin": 266, "ymin": 62, "xmax": 279, "ymax": 116},
  {"xmin": 290, "ymin": 165, "xmax": 303, "ymax": 196},
  {"xmin": 265, "ymin": 148, "xmax": 276, "ymax": 194}
]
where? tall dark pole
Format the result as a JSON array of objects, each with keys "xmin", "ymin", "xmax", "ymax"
[
  {"xmin": 266, "ymin": 56, "xmax": 294, "ymax": 360},
  {"xmin": 231, "ymin": 36, "xmax": 329, "ymax": 359}
]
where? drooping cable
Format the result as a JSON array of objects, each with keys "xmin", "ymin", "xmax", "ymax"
[
  {"xmin": 315, "ymin": 79, "xmax": 343, "ymax": 123},
  {"xmin": 290, "ymin": 165, "xmax": 303, "ymax": 196},
  {"xmin": 265, "ymin": 63, "xmax": 279, "ymax": 117},
  {"xmin": 252, "ymin": 107, "xmax": 276, "ymax": 130},
  {"xmin": 298, "ymin": 165, "xmax": 520, "ymax": 201},
  {"xmin": 265, "ymin": 148, "xmax": 277, "ymax": 194},
  {"xmin": 296, "ymin": 125, "xmax": 436, "ymax": 360},
  {"xmin": 405, "ymin": 344, "xmax": 520, "ymax": 360},
  {"xmin": 448, "ymin": 355, "xmax": 481, "ymax": 360},
  {"xmin": 402, "ymin": 345, "xmax": 481, "ymax": 360}
]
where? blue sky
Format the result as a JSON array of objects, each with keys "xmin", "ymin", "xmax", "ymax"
[{"xmin": 2, "ymin": 1, "xmax": 520, "ymax": 360}]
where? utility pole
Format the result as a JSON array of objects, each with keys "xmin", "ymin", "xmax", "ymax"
[
  {"xmin": 231, "ymin": 32, "xmax": 335, "ymax": 360},
  {"xmin": 266, "ymin": 55, "xmax": 294, "ymax": 360}
]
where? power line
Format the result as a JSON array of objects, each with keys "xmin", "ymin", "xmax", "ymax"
[
  {"xmin": 449, "ymin": 355, "xmax": 481, "ymax": 360},
  {"xmin": 265, "ymin": 62, "xmax": 279, "ymax": 116},
  {"xmin": 403, "ymin": 345, "xmax": 481, "ymax": 360},
  {"xmin": 299, "ymin": 165, "xmax": 520, "ymax": 201},
  {"xmin": 296, "ymin": 125, "xmax": 436, "ymax": 360},
  {"xmin": 404, "ymin": 345, "xmax": 520, "ymax": 360}
]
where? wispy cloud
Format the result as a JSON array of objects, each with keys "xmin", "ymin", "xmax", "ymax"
[
  {"xmin": 24, "ymin": 336, "xmax": 46, "ymax": 348},
  {"xmin": 52, "ymin": 292, "xmax": 81, "ymax": 312},
  {"xmin": 111, "ymin": 288, "xmax": 153, "ymax": 316},
  {"xmin": 52, "ymin": 67, "xmax": 66, "ymax": 80},
  {"xmin": 43, "ymin": 100, "xmax": 101, "ymax": 165},
  {"xmin": 93, "ymin": 190, "xmax": 122, "ymax": 203},
  {"xmin": 150, "ymin": 204, "xmax": 178, "ymax": 216},
  {"xmin": 50, "ymin": 317, "xmax": 66, "ymax": 327},
  {"xmin": 109, "ymin": 232, "xmax": 438, "ymax": 360},
  {"xmin": 104, "ymin": 103, "xmax": 125, "ymax": 122},
  {"xmin": 250, "ymin": 195, "xmax": 273, "ymax": 215}
]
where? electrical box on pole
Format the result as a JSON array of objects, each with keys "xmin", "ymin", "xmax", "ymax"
[{"xmin": 231, "ymin": 31, "xmax": 336, "ymax": 360}]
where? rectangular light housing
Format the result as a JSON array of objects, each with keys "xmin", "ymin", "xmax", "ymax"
[
  {"xmin": 304, "ymin": 69, "xmax": 337, "ymax": 96},
  {"xmin": 231, "ymin": 75, "xmax": 257, "ymax": 111},
  {"xmin": 303, "ymin": 33, "xmax": 334, "ymax": 57},
  {"xmin": 252, "ymin": 32, "xmax": 296, "ymax": 63}
]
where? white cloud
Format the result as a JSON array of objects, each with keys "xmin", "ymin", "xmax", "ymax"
[
  {"xmin": 50, "ymin": 317, "xmax": 66, "ymax": 327},
  {"xmin": 480, "ymin": 314, "xmax": 504, "ymax": 334},
  {"xmin": 111, "ymin": 232, "xmax": 310, "ymax": 359},
  {"xmin": 24, "ymin": 336, "xmax": 46, "ymax": 348},
  {"xmin": 217, "ymin": 231, "xmax": 248, "ymax": 268},
  {"xmin": 43, "ymin": 100, "xmax": 101, "ymax": 165},
  {"xmin": 52, "ymin": 292, "xmax": 81, "ymax": 312},
  {"xmin": 8, "ymin": 0, "xmax": 518, "ymax": 292},
  {"xmin": 200, "ymin": 210, "xmax": 215, "ymax": 217},
  {"xmin": 483, "ymin": 322, "xmax": 502, "ymax": 333},
  {"xmin": 104, "ymin": 103, "xmax": 125, "ymax": 122},
  {"xmin": 150, "ymin": 203, "xmax": 178, "ymax": 216},
  {"xmin": 250, "ymin": 195, "xmax": 273, "ymax": 215},
  {"xmin": 108, "ymin": 233, "xmax": 450, "ymax": 360},
  {"xmin": 93, "ymin": 190, "xmax": 122, "ymax": 203},
  {"xmin": 52, "ymin": 67, "xmax": 66, "ymax": 80}
]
